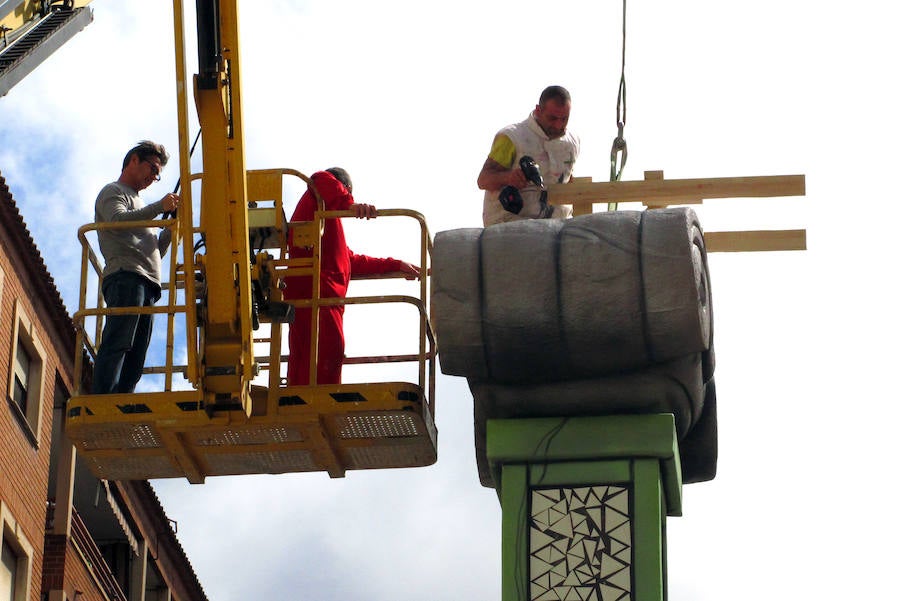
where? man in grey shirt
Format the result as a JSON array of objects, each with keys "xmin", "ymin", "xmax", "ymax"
[{"xmin": 92, "ymin": 140, "xmax": 180, "ymax": 394}]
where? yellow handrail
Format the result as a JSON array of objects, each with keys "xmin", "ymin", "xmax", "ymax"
[
  {"xmin": 73, "ymin": 217, "xmax": 183, "ymax": 395},
  {"xmin": 270, "ymin": 206, "xmax": 436, "ymax": 414}
]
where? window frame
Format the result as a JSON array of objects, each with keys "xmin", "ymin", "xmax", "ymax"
[
  {"xmin": 0, "ymin": 502, "xmax": 34, "ymax": 601},
  {"xmin": 6, "ymin": 300, "xmax": 46, "ymax": 446}
]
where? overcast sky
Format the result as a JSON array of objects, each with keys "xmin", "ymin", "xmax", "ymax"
[{"xmin": 2, "ymin": 1, "xmax": 899, "ymax": 600}]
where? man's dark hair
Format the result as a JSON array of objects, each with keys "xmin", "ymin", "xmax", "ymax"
[
  {"xmin": 539, "ymin": 85, "xmax": 571, "ymax": 107},
  {"xmin": 325, "ymin": 167, "xmax": 353, "ymax": 193},
  {"xmin": 122, "ymin": 140, "xmax": 169, "ymax": 172}
]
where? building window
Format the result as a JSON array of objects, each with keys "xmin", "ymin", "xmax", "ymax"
[
  {"xmin": 7, "ymin": 301, "xmax": 46, "ymax": 444},
  {"xmin": 12, "ymin": 344, "xmax": 30, "ymax": 411},
  {"xmin": 1, "ymin": 539, "xmax": 17, "ymax": 601},
  {"xmin": 0, "ymin": 503, "xmax": 33, "ymax": 601}
]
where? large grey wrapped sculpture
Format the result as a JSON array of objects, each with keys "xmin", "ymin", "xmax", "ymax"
[{"xmin": 431, "ymin": 208, "xmax": 717, "ymax": 486}]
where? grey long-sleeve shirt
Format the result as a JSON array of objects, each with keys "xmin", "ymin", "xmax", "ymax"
[{"xmin": 94, "ymin": 181, "xmax": 171, "ymax": 286}]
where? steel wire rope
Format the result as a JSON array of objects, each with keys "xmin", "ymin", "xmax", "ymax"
[{"xmin": 608, "ymin": 0, "xmax": 628, "ymax": 211}]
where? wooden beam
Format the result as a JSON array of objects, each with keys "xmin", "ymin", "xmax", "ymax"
[
  {"xmin": 705, "ymin": 229, "xmax": 807, "ymax": 252},
  {"xmin": 549, "ymin": 172, "xmax": 806, "ymax": 213},
  {"xmin": 547, "ymin": 170, "xmax": 808, "ymax": 252}
]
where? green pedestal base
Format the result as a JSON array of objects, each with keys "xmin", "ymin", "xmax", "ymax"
[{"xmin": 487, "ymin": 414, "xmax": 683, "ymax": 601}]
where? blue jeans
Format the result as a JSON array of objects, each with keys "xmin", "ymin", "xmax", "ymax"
[{"xmin": 91, "ymin": 271, "xmax": 161, "ymax": 394}]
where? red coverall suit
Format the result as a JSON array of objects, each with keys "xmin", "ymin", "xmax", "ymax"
[{"xmin": 283, "ymin": 171, "xmax": 406, "ymax": 385}]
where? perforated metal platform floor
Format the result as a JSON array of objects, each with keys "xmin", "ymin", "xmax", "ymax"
[{"xmin": 66, "ymin": 383, "xmax": 437, "ymax": 483}]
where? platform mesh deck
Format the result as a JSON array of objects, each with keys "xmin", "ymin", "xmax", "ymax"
[{"xmin": 66, "ymin": 383, "xmax": 436, "ymax": 482}]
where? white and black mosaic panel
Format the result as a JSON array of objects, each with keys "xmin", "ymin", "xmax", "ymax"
[{"xmin": 529, "ymin": 486, "xmax": 633, "ymax": 601}]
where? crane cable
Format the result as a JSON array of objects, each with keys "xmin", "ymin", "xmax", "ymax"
[{"xmin": 608, "ymin": 0, "xmax": 628, "ymax": 211}]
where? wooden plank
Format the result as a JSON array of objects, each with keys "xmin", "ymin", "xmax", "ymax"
[
  {"xmin": 704, "ymin": 229, "xmax": 807, "ymax": 252},
  {"xmin": 548, "ymin": 174, "xmax": 806, "ymax": 210}
]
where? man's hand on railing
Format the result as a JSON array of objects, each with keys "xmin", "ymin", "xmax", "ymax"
[
  {"xmin": 397, "ymin": 261, "xmax": 421, "ymax": 280},
  {"xmin": 161, "ymin": 192, "xmax": 180, "ymax": 214},
  {"xmin": 351, "ymin": 203, "xmax": 377, "ymax": 219}
]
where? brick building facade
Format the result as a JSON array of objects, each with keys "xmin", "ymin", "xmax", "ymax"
[{"xmin": 0, "ymin": 171, "xmax": 208, "ymax": 601}]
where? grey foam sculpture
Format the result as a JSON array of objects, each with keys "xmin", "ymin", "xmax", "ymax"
[{"xmin": 431, "ymin": 208, "xmax": 717, "ymax": 486}]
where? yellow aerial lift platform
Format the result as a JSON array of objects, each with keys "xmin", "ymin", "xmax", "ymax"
[
  {"xmin": 0, "ymin": 1, "xmax": 93, "ymax": 96},
  {"xmin": 66, "ymin": 380, "xmax": 436, "ymax": 484},
  {"xmin": 68, "ymin": 170, "xmax": 438, "ymax": 484},
  {"xmin": 64, "ymin": 1, "xmax": 437, "ymax": 483}
]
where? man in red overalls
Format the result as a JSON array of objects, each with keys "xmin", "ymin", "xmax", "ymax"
[{"xmin": 283, "ymin": 168, "xmax": 419, "ymax": 385}]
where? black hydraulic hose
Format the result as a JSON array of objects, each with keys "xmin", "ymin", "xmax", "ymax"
[{"xmin": 162, "ymin": 128, "xmax": 201, "ymax": 219}]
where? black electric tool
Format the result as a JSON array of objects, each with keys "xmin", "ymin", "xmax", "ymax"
[
  {"xmin": 518, "ymin": 155, "xmax": 544, "ymax": 188},
  {"xmin": 519, "ymin": 155, "xmax": 555, "ymax": 218},
  {"xmin": 499, "ymin": 155, "xmax": 547, "ymax": 215}
]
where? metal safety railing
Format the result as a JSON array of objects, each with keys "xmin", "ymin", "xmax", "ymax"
[
  {"xmin": 263, "ymin": 205, "xmax": 437, "ymax": 416},
  {"xmin": 73, "ymin": 168, "xmax": 436, "ymax": 416},
  {"xmin": 232, "ymin": 167, "xmax": 436, "ymax": 411},
  {"xmin": 72, "ymin": 215, "xmax": 187, "ymax": 395}
]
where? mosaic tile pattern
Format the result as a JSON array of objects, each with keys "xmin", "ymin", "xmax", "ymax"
[{"xmin": 529, "ymin": 486, "xmax": 633, "ymax": 601}]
